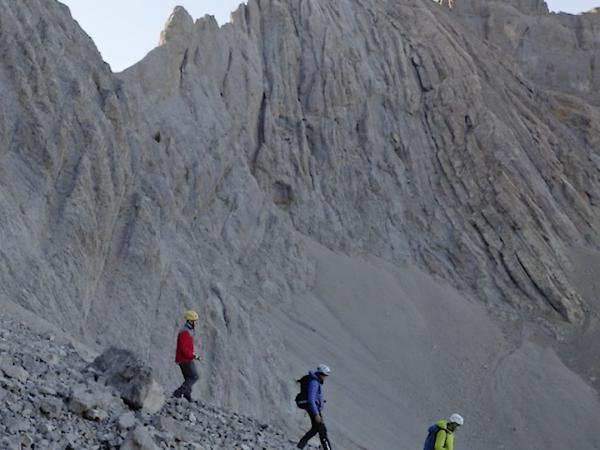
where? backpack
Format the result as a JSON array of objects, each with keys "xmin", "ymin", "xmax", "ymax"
[
  {"xmin": 294, "ymin": 375, "xmax": 312, "ymax": 409},
  {"xmin": 423, "ymin": 424, "xmax": 440, "ymax": 450}
]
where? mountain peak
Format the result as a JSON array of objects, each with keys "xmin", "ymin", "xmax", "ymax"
[{"xmin": 159, "ymin": 5, "xmax": 194, "ymax": 46}]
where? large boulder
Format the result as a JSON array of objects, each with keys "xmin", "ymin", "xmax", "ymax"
[{"xmin": 92, "ymin": 348, "xmax": 165, "ymax": 414}]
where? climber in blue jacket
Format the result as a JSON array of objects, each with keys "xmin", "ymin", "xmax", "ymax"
[{"xmin": 297, "ymin": 364, "xmax": 332, "ymax": 450}]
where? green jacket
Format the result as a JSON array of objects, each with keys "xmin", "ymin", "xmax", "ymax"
[{"xmin": 434, "ymin": 420, "xmax": 455, "ymax": 450}]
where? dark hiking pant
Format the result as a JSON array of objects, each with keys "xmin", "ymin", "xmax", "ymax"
[
  {"xmin": 173, "ymin": 361, "xmax": 198, "ymax": 400},
  {"xmin": 297, "ymin": 412, "xmax": 332, "ymax": 450}
]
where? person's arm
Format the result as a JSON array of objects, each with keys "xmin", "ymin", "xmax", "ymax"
[
  {"xmin": 194, "ymin": 334, "xmax": 200, "ymax": 360},
  {"xmin": 178, "ymin": 331, "xmax": 195, "ymax": 361},
  {"xmin": 434, "ymin": 429, "xmax": 447, "ymax": 450},
  {"xmin": 307, "ymin": 379, "xmax": 319, "ymax": 416}
]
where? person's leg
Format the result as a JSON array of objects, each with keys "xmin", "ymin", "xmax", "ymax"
[
  {"xmin": 317, "ymin": 421, "xmax": 332, "ymax": 450},
  {"xmin": 172, "ymin": 363, "xmax": 187, "ymax": 398},
  {"xmin": 297, "ymin": 413, "xmax": 319, "ymax": 449},
  {"xmin": 180, "ymin": 361, "xmax": 199, "ymax": 400}
]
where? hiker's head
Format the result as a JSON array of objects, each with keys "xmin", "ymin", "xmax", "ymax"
[
  {"xmin": 448, "ymin": 413, "xmax": 464, "ymax": 432},
  {"xmin": 315, "ymin": 364, "xmax": 331, "ymax": 382},
  {"xmin": 184, "ymin": 310, "xmax": 199, "ymax": 328}
]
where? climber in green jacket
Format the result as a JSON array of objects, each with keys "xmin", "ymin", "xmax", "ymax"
[{"xmin": 423, "ymin": 413, "xmax": 464, "ymax": 450}]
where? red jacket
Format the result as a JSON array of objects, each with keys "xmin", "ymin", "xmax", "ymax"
[{"xmin": 175, "ymin": 325, "xmax": 195, "ymax": 364}]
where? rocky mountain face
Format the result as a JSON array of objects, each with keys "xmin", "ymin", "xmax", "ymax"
[
  {"xmin": 119, "ymin": 0, "xmax": 598, "ymax": 330},
  {"xmin": 1, "ymin": 0, "xmax": 600, "ymax": 448}
]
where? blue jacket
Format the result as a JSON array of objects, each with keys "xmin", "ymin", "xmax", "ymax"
[{"xmin": 306, "ymin": 371, "xmax": 325, "ymax": 416}]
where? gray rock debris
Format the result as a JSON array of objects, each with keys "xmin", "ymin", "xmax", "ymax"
[{"xmin": 0, "ymin": 316, "xmax": 297, "ymax": 449}]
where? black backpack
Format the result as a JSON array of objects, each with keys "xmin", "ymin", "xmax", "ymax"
[
  {"xmin": 423, "ymin": 424, "xmax": 440, "ymax": 450},
  {"xmin": 294, "ymin": 375, "xmax": 312, "ymax": 409}
]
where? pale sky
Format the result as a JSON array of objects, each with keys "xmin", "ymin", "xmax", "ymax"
[{"xmin": 60, "ymin": 0, "xmax": 600, "ymax": 72}]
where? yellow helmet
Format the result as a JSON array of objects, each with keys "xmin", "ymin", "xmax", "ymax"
[{"xmin": 184, "ymin": 310, "xmax": 199, "ymax": 321}]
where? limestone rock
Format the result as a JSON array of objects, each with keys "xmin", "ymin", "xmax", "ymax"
[
  {"xmin": 153, "ymin": 415, "xmax": 187, "ymax": 442},
  {"xmin": 0, "ymin": 436, "xmax": 22, "ymax": 450},
  {"xmin": 84, "ymin": 408, "xmax": 109, "ymax": 422},
  {"xmin": 5, "ymin": 416, "xmax": 30, "ymax": 434},
  {"xmin": 0, "ymin": 363, "xmax": 29, "ymax": 383},
  {"xmin": 118, "ymin": 412, "xmax": 137, "ymax": 431},
  {"xmin": 39, "ymin": 397, "xmax": 64, "ymax": 418},
  {"xmin": 93, "ymin": 348, "xmax": 165, "ymax": 414},
  {"xmin": 120, "ymin": 425, "xmax": 160, "ymax": 450},
  {"xmin": 68, "ymin": 388, "xmax": 96, "ymax": 414}
]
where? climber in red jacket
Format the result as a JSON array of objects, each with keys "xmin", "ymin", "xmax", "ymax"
[{"xmin": 173, "ymin": 310, "xmax": 200, "ymax": 401}]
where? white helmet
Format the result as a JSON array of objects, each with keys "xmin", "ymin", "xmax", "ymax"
[
  {"xmin": 449, "ymin": 413, "xmax": 464, "ymax": 426},
  {"xmin": 316, "ymin": 364, "xmax": 331, "ymax": 376}
]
